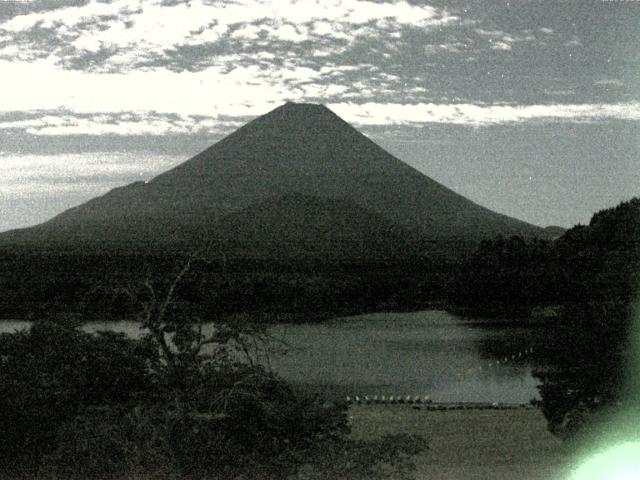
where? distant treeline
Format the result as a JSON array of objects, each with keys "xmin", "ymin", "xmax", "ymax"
[
  {"xmin": 0, "ymin": 252, "xmax": 451, "ymax": 323},
  {"xmin": 450, "ymin": 198, "xmax": 640, "ymax": 319}
]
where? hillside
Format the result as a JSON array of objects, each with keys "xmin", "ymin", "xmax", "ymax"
[
  {"xmin": 211, "ymin": 193, "xmax": 417, "ymax": 260},
  {"xmin": 1, "ymin": 102, "xmax": 545, "ymax": 258}
]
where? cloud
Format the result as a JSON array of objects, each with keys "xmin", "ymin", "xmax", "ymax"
[
  {"xmin": 328, "ymin": 101, "xmax": 640, "ymax": 127},
  {"xmin": 491, "ymin": 41, "xmax": 511, "ymax": 51},
  {"xmin": 565, "ymin": 38, "xmax": 583, "ymax": 48},
  {"xmin": 0, "ymin": 112, "xmax": 243, "ymax": 136},
  {"xmin": 475, "ymin": 28, "xmax": 504, "ymax": 37},
  {"xmin": 3, "ymin": 100, "xmax": 640, "ymax": 138},
  {"xmin": 0, "ymin": 0, "xmax": 458, "ymax": 71},
  {"xmin": 0, "ymin": 151, "xmax": 183, "ymax": 198},
  {"xmin": 544, "ymin": 89, "xmax": 576, "ymax": 97},
  {"xmin": 594, "ymin": 79, "xmax": 624, "ymax": 87},
  {"xmin": 0, "ymin": 1, "xmax": 460, "ymax": 115},
  {"xmin": 310, "ymin": 20, "xmax": 351, "ymax": 41},
  {"xmin": 475, "ymin": 29, "xmax": 526, "ymax": 52},
  {"xmin": 0, "ymin": 57, "xmax": 423, "ymax": 122},
  {"xmin": 0, "ymin": 58, "xmax": 304, "ymax": 116}
]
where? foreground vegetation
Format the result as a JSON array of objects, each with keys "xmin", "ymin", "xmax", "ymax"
[{"xmin": 0, "ymin": 264, "xmax": 426, "ymax": 479}]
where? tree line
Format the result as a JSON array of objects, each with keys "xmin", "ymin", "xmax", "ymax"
[{"xmin": 0, "ymin": 253, "xmax": 449, "ymax": 324}]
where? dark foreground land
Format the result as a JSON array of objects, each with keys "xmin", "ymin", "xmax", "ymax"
[{"xmin": 349, "ymin": 405, "xmax": 569, "ymax": 480}]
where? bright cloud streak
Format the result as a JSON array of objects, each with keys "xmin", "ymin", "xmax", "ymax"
[
  {"xmin": 0, "ymin": 152, "xmax": 183, "ymax": 198},
  {"xmin": 2, "ymin": 101, "xmax": 640, "ymax": 137},
  {"xmin": 0, "ymin": 58, "xmax": 295, "ymax": 116},
  {"xmin": 0, "ymin": 113, "xmax": 243, "ymax": 136},
  {"xmin": 2, "ymin": 57, "xmax": 639, "ymax": 133},
  {"xmin": 329, "ymin": 101, "xmax": 640, "ymax": 126}
]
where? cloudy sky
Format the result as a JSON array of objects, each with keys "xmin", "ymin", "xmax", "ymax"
[{"xmin": 1, "ymin": 0, "xmax": 639, "ymax": 232}]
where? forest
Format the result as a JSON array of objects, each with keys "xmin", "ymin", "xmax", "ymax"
[{"xmin": 0, "ymin": 252, "xmax": 449, "ymax": 323}]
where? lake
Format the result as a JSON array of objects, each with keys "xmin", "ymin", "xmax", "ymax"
[{"xmin": 0, "ymin": 310, "xmax": 541, "ymax": 403}]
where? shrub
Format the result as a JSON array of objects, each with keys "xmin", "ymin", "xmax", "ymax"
[
  {"xmin": 40, "ymin": 405, "xmax": 173, "ymax": 480},
  {"xmin": 0, "ymin": 320, "xmax": 155, "ymax": 474}
]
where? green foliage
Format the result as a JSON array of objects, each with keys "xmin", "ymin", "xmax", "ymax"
[{"xmin": 168, "ymin": 369, "xmax": 351, "ymax": 480}]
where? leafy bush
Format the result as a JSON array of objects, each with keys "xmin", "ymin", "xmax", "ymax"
[
  {"xmin": 167, "ymin": 364, "xmax": 350, "ymax": 480},
  {"xmin": 0, "ymin": 320, "xmax": 155, "ymax": 475},
  {"xmin": 41, "ymin": 405, "xmax": 173, "ymax": 480},
  {"xmin": 533, "ymin": 301, "xmax": 632, "ymax": 439}
]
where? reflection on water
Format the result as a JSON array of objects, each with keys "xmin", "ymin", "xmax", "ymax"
[{"xmin": 0, "ymin": 310, "xmax": 541, "ymax": 403}]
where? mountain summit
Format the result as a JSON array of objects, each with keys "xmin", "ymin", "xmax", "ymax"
[{"xmin": 2, "ymin": 102, "xmax": 544, "ymax": 257}]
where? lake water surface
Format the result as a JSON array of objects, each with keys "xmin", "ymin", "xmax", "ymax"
[{"xmin": 0, "ymin": 310, "xmax": 540, "ymax": 403}]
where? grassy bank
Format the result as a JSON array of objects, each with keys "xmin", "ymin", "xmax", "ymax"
[{"xmin": 348, "ymin": 405, "xmax": 569, "ymax": 480}]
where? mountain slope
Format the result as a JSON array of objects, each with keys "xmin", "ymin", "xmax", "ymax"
[
  {"xmin": 211, "ymin": 193, "xmax": 417, "ymax": 259},
  {"xmin": 1, "ymin": 102, "xmax": 544, "ymax": 256}
]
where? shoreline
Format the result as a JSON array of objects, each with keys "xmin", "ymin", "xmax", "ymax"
[{"xmin": 346, "ymin": 400, "xmax": 536, "ymax": 410}]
